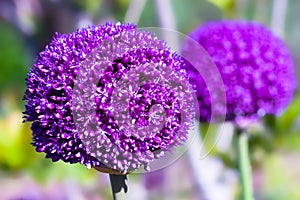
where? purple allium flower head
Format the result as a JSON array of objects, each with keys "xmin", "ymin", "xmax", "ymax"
[
  {"xmin": 23, "ymin": 22, "xmax": 194, "ymax": 172},
  {"xmin": 184, "ymin": 20, "xmax": 296, "ymax": 122}
]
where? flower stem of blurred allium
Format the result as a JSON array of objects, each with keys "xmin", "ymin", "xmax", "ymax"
[
  {"xmin": 109, "ymin": 174, "xmax": 128, "ymax": 200},
  {"xmin": 236, "ymin": 129, "xmax": 254, "ymax": 200}
]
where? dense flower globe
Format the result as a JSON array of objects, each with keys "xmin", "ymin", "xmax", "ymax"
[
  {"xmin": 23, "ymin": 22, "xmax": 194, "ymax": 173},
  {"xmin": 184, "ymin": 20, "xmax": 296, "ymax": 122}
]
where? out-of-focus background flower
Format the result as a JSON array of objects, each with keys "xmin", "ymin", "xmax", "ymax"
[{"xmin": 0, "ymin": 0, "xmax": 300, "ymax": 199}]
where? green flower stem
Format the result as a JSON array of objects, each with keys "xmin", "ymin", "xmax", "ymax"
[
  {"xmin": 109, "ymin": 174, "xmax": 128, "ymax": 200},
  {"xmin": 236, "ymin": 129, "xmax": 254, "ymax": 200}
]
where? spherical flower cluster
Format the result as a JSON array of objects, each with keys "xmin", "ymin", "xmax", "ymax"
[
  {"xmin": 185, "ymin": 20, "xmax": 296, "ymax": 122},
  {"xmin": 23, "ymin": 22, "xmax": 194, "ymax": 172}
]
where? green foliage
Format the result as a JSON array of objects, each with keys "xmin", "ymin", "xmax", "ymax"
[
  {"xmin": 0, "ymin": 23, "xmax": 29, "ymax": 94},
  {"xmin": 71, "ymin": 0, "xmax": 102, "ymax": 15},
  {"xmin": 0, "ymin": 94, "xmax": 36, "ymax": 170},
  {"xmin": 173, "ymin": 0, "xmax": 221, "ymax": 32},
  {"xmin": 138, "ymin": 0, "xmax": 159, "ymax": 27},
  {"xmin": 27, "ymin": 156, "xmax": 97, "ymax": 184},
  {"xmin": 261, "ymin": 95, "xmax": 300, "ymax": 150},
  {"xmin": 262, "ymin": 152, "xmax": 300, "ymax": 200}
]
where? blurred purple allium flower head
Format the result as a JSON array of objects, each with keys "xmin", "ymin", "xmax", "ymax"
[
  {"xmin": 183, "ymin": 20, "xmax": 296, "ymax": 123},
  {"xmin": 23, "ymin": 22, "xmax": 195, "ymax": 173}
]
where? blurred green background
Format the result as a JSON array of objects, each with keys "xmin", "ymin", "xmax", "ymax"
[{"xmin": 0, "ymin": 0, "xmax": 300, "ymax": 199}]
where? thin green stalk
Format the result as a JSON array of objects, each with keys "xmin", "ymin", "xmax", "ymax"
[
  {"xmin": 236, "ymin": 129, "xmax": 254, "ymax": 200},
  {"xmin": 109, "ymin": 174, "xmax": 128, "ymax": 200}
]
